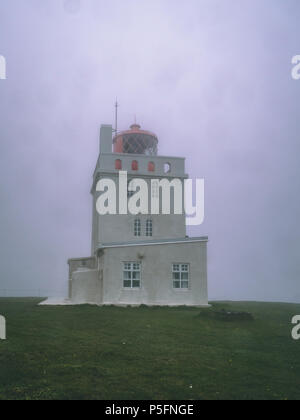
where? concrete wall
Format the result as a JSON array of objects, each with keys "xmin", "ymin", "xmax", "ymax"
[
  {"xmin": 102, "ymin": 241, "xmax": 208, "ymax": 306},
  {"xmin": 93, "ymin": 213, "xmax": 187, "ymax": 251},
  {"xmin": 99, "ymin": 125, "xmax": 113, "ymax": 154},
  {"xmin": 68, "ymin": 257, "xmax": 97, "ymax": 299},
  {"xmin": 71, "ymin": 268, "xmax": 102, "ymax": 304}
]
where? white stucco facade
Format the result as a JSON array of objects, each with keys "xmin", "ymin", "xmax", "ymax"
[{"xmin": 67, "ymin": 123, "xmax": 209, "ymax": 307}]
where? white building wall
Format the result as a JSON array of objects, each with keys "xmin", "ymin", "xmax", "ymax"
[
  {"xmin": 102, "ymin": 241, "xmax": 208, "ymax": 306},
  {"xmin": 91, "ymin": 171, "xmax": 187, "ymax": 251},
  {"xmin": 94, "ymin": 213, "xmax": 187, "ymax": 249},
  {"xmin": 71, "ymin": 269, "xmax": 102, "ymax": 304}
]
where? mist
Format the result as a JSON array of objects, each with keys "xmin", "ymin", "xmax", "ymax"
[{"xmin": 0, "ymin": 0, "xmax": 299, "ymax": 302}]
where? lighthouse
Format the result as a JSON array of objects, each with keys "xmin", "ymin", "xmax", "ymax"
[{"xmin": 67, "ymin": 122, "xmax": 209, "ymax": 306}]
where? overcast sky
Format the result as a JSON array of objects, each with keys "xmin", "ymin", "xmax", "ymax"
[{"xmin": 0, "ymin": 0, "xmax": 300, "ymax": 301}]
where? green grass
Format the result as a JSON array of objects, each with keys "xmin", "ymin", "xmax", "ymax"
[{"xmin": 0, "ymin": 298, "xmax": 299, "ymax": 400}]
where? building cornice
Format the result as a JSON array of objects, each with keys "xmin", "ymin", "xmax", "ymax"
[{"xmin": 97, "ymin": 236, "xmax": 208, "ymax": 250}]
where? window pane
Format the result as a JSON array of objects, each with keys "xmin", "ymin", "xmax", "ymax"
[
  {"xmin": 181, "ymin": 281, "xmax": 189, "ymax": 289},
  {"xmin": 173, "ymin": 281, "xmax": 181, "ymax": 289},
  {"xmin": 132, "ymin": 280, "xmax": 140, "ymax": 288},
  {"xmin": 173, "ymin": 272, "xmax": 180, "ymax": 280},
  {"xmin": 124, "ymin": 280, "xmax": 131, "ymax": 288},
  {"xmin": 173, "ymin": 264, "xmax": 180, "ymax": 272},
  {"xmin": 132, "ymin": 271, "xmax": 140, "ymax": 280},
  {"xmin": 181, "ymin": 272, "xmax": 189, "ymax": 280},
  {"xmin": 125, "ymin": 271, "xmax": 132, "ymax": 280}
]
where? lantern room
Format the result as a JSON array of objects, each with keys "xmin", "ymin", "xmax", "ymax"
[{"xmin": 113, "ymin": 124, "xmax": 158, "ymax": 156}]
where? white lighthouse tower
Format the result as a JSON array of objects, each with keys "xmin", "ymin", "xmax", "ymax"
[{"xmin": 67, "ymin": 122, "xmax": 209, "ymax": 306}]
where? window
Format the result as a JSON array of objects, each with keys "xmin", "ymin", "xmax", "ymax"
[
  {"xmin": 132, "ymin": 160, "xmax": 139, "ymax": 171},
  {"xmin": 123, "ymin": 262, "xmax": 141, "ymax": 288},
  {"xmin": 148, "ymin": 162, "xmax": 155, "ymax": 172},
  {"xmin": 172, "ymin": 264, "xmax": 189, "ymax": 289},
  {"xmin": 146, "ymin": 219, "xmax": 153, "ymax": 237},
  {"xmin": 115, "ymin": 159, "xmax": 122, "ymax": 170},
  {"xmin": 164, "ymin": 162, "xmax": 171, "ymax": 173},
  {"xmin": 134, "ymin": 219, "xmax": 141, "ymax": 236}
]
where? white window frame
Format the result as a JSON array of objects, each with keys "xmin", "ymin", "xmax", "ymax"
[
  {"xmin": 134, "ymin": 218, "xmax": 141, "ymax": 237},
  {"xmin": 172, "ymin": 263, "xmax": 190, "ymax": 290},
  {"xmin": 123, "ymin": 262, "xmax": 141, "ymax": 289},
  {"xmin": 146, "ymin": 219, "xmax": 153, "ymax": 237}
]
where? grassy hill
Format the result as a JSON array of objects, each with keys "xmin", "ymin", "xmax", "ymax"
[{"xmin": 0, "ymin": 298, "xmax": 299, "ymax": 400}]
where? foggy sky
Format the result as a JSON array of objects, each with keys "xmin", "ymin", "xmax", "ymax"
[{"xmin": 0, "ymin": 0, "xmax": 300, "ymax": 301}]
